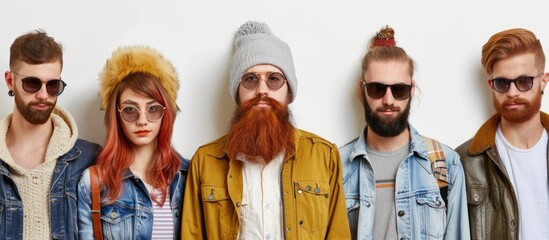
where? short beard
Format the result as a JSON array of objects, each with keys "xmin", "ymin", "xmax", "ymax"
[
  {"xmin": 364, "ymin": 98, "xmax": 410, "ymax": 137},
  {"xmin": 494, "ymin": 91, "xmax": 542, "ymax": 123},
  {"xmin": 226, "ymin": 96, "xmax": 295, "ymax": 162},
  {"xmin": 14, "ymin": 89, "xmax": 56, "ymax": 124}
]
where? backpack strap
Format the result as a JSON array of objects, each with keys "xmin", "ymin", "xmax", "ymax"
[
  {"xmin": 422, "ymin": 136, "xmax": 449, "ymax": 208},
  {"xmin": 89, "ymin": 166, "xmax": 103, "ymax": 240}
]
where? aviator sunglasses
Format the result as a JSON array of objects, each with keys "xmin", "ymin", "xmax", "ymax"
[
  {"xmin": 10, "ymin": 71, "xmax": 67, "ymax": 96},
  {"xmin": 363, "ymin": 81, "xmax": 412, "ymax": 100},
  {"xmin": 490, "ymin": 73, "xmax": 543, "ymax": 93},
  {"xmin": 240, "ymin": 72, "xmax": 287, "ymax": 90},
  {"xmin": 117, "ymin": 104, "xmax": 166, "ymax": 123}
]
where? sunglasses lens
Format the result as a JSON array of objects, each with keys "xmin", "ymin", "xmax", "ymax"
[
  {"xmin": 266, "ymin": 72, "xmax": 286, "ymax": 90},
  {"xmin": 391, "ymin": 85, "xmax": 411, "ymax": 100},
  {"xmin": 515, "ymin": 76, "xmax": 534, "ymax": 91},
  {"xmin": 146, "ymin": 105, "xmax": 165, "ymax": 121},
  {"xmin": 241, "ymin": 73, "xmax": 260, "ymax": 89},
  {"xmin": 366, "ymin": 83, "xmax": 388, "ymax": 99},
  {"xmin": 46, "ymin": 80, "xmax": 65, "ymax": 96},
  {"xmin": 21, "ymin": 77, "xmax": 43, "ymax": 93},
  {"xmin": 120, "ymin": 106, "xmax": 140, "ymax": 123},
  {"xmin": 491, "ymin": 78, "xmax": 509, "ymax": 93}
]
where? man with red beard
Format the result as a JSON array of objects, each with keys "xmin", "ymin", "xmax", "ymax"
[
  {"xmin": 340, "ymin": 26, "xmax": 469, "ymax": 240},
  {"xmin": 456, "ymin": 28, "xmax": 549, "ymax": 240},
  {"xmin": 182, "ymin": 21, "xmax": 350, "ymax": 239},
  {"xmin": 1, "ymin": 30, "xmax": 100, "ymax": 239}
]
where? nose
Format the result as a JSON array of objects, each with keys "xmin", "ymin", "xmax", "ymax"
[
  {"xmin": 381, "ymin": 86, "xmax": 395, "ymax": 105},
  {"xmin": 506, "ymin": 82, "xmax": 520, "ymax": 97},
  {"xmin": 36, "ymin": 83, "xmax": 49, "ymax": 100},
  {"xmin": 136, "ymin": 111, "xmax": 148, "ymax": 126},
  {"xmin": 256, "ymin": 78, "xmax": 270, "ymax": 97}
]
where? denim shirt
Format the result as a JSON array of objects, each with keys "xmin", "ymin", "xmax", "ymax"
[
  {"xmin": 77, "ymin": 156, "xmax": 190, "ymax": 240},
  {"xmin": 0, "ymin": 139, "xmax": 100, "ymax": 240},
  {"xmin": 340, "ymin": 125, "xmax": 470, "ymax": 240}
]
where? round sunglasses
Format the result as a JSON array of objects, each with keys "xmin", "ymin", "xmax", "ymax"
[
  {"xmin": 240, "ymin": 72, "xmax": 287, "ymax": 90},
  {"xmin": 490, "ymin": 73, "xmax": 543, "ymax": 93},
  {"xmin": 363, "ymin": 81, "xmax": 412, "ymax": 100},
  {"xmin": 10, "ymin": 71, "xmax": 67, "ymax": 97},
  {"xmin": 117, "ymin": 104, "xmax": 166, "ymax": 123}
]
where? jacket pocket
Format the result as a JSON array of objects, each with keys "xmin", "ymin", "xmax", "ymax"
[
  {"xmin": 101, "ymin": 204, "xmax": 135, "ymax": 240},
  {"xmin": 467, "ymin": 186, "xmax": 489, "ymax": 240},
  {"xmin": 416, "ymin": 195, "xmax": 446, "ymax": 239},
  {"xmin": 201, "ymin": 185, "xmax": 236, "ymax": 239},
  {"xmin": 294, "ymin": 180, "xmax": 329, "ymax": 233}
]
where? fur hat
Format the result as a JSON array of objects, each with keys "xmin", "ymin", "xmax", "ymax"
[
  {"xmin": 99, "ymin": 46, "xmax": 179, "ymax": 110},
  {"xmin": 230, "ymin": 21, "xmax": 297, "ymax": 103}
]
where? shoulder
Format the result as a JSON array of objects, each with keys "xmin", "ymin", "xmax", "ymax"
[
  {"xmin": 296, "ymin": 129, "xmax": 337, "ymax": 149},
  {"xmin": 74, "ymin": 139, "xmax": 102, "ymax": 156}
]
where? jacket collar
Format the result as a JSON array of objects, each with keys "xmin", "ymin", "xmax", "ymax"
[{"xmin": 468, "ymin": 112, "xmax": 549, "ymax": 155}]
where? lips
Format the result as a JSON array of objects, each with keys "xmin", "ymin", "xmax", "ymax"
[{"xmin": 134, "ymin": 130, "xmax": 151, "ymax": 136}]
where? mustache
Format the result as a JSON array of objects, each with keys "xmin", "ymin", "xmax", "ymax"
[
  {"xmin": 503, "ymin": 98, "xmax": 528, "ymax": 105},
  {"xmin": 376, "ymin": 105, "xmax": 400, "ymax": 112},
  {"xmin": 29, "ymin": 100, "xmax": 54, "ymax": 107}
]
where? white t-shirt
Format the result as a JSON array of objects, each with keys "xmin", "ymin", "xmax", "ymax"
[{"xmin": 495, "ymin": 126, "xmax": 549, "ymax": 240}]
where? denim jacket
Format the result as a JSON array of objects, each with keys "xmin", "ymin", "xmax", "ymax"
[
  {"xmin": 340, "ymin": 125, "xmax": 470, "ymax": 240},
  {"xmin": 0, "ymin": 139, "xmax": 100, "ymax": 240},
  {"xmin": 77, "ymin": 156, "xmax": 190, "ymax": 240}
]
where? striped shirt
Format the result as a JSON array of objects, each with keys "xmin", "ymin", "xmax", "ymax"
[{"xmin": 146, "ymin": 184, "xmax": 174, "ymax": 239}]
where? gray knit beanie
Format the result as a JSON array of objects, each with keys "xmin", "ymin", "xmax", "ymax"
[{"xmin": 230, "ymin": 21, "xmax": 297, "ymax": 103}]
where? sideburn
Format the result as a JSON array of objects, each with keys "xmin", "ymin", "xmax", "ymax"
[{"xmin": 226, "ymin": 97, "xmax": 295, "ymax": 162}]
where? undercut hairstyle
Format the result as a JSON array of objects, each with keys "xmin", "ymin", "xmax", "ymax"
[
  {"xmin": 358, "ymin": 26, "xmax": 415, "ymax": 105},
  {"xmin": 481, "ymin": 28, "xmax": 545, "ymax": 75},
  {"xmin": 9, "ymin": 30, "xmax": 63, "ymax": 70}
]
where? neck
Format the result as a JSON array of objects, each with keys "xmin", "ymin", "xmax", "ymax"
[
  {"xmin": 365, "ymin": 127, "xmax": 410, "ymax": 152},
  {"xmin": 129, "ymin": 142, "xmax": 157, "ymax": 182},
  {"xmin": 6, "ymin": 111, "xmax": 53, "ymax": 153},
  {"xmin": 500, "ymin": 112, "xmax": 544, "ymax": 149}
]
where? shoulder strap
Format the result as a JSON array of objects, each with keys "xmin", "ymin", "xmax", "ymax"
[
  {"xmin": 422, "ymin": 136, "xmax": 449, "ymax": 208},
  {"xmin": 89, "ymin": 166, "xmax": 103, "ymax": 240}
]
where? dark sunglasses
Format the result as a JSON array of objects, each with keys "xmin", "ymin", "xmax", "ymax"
[
  {"xmin": 11, "ymin": 71, "xmax": 67, "ymax": 96},
  {"xmin": 117, "ymin": 104, "xmax": 166, "ymax": 123},
  {"xmin": 363, "ymin": 81, "xmax": 412, "ymax": 100},
  {"xmin": 490, "ymin": 74, "xmax": 543, "ymax": 93},
  {"xmin": 240, "ymin": 72, "xmax": 287, "ymax": 90}
]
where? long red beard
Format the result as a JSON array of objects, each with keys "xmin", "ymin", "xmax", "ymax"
[{"xmin": 226, "ymin": 96, "xmax": 295, "ymax": 162}]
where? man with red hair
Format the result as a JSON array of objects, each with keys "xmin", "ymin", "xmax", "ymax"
[
  {"xmin": 182, "ymin": 21, "xmax": 350, "ymax": 239},
  {"xmin": 456, "ymin": 28, "xmax": 549, "ymax": 239}
]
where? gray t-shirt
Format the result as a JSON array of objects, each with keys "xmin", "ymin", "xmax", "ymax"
[{"xmin": 367, "ymin": 143, "xmax": 409, "ymax": 240}]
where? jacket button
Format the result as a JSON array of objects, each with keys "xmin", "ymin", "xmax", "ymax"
[
  {"xmin": 365, "ymin": 202, "xmax": 371, "ymax": 207},
  {"xmin": 511, "ymin": 219, "xmax": 516, "ymax": 226},
  {"xmin": 305, "ymin": 186, "xmax": 311, "ymax": 191},
  {"xmin": 297, "ymin": 190, "xmax": 303, "ymax": 194},
  {"xmin": 299, "ymin": 220, "xmax": 304, "ymax": 225},
  {"xmin": 176, "ymin": 212, "xmax": 181, "ymax": 217},
  {"xmin": 236, "ymin": 202, "xmax": 241, "ymax": 207},
  {"xmin": 436, "ymin": 200, "xmax": 442, "ymax": 206},
  {"xmin": 110, "ymin": 212, "xmax": 118, "ymax": 218},
  {"xmin": 398, "ymin": 211, "xmax": 405, "ymax": 217},
  {"xmin": 473, "ymin": 194, "xmax": 480, "ymax": 202}
]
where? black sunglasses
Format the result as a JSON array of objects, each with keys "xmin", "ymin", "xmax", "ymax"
[
  {"xmin": 240, "ymin": 72, "xmax": 287, "ymax": 90},
  {"xmin": 11, "ymin": 71, "xmax": 67, "ymax": 96},
  {"xmin": 363, "ymin": 81, "xmax": 412, "ymax": 100},
  {"xmin": 490, "ymin": 74, "xmax": 543, "ymax": 93}
]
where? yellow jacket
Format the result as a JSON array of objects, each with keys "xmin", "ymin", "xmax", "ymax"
[{"xmin": 182, "ymin": 129, "xmax": 351, "ymax": 239}]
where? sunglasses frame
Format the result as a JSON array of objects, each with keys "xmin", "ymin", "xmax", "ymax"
[
  {"xmin": 490, "ymin": 73, "xmax": 543, "ymax": 93},
  {"xmin": 240, "ymin": 72, "xmax": 287, "ymax": 90},
  {"xmin": 10, "ymin": 71, "xmax": 67, "ymax": 97},
  {"xmin": 117, "ymin": 104, "xmax": 166, "ymax": 124},
  {"xmin": 362, "ymin": 81, "xmax": 412, "ymax": 100}
]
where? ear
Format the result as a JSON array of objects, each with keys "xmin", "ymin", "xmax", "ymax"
[
  {"xmin": 410, "ymin": 79, "xmax": 416, "ymax": 97},
  {"xmin": 539, "ymin": 72, "xmax": 549, "ymax": 91},
  {"xmin": 4, "ymin": 71, "xmax": 14, "ymax": 91}
]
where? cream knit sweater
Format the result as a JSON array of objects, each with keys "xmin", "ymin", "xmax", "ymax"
[{"xmin": 0, "ymin": 107, "xmax": 78, "ymax": 239}]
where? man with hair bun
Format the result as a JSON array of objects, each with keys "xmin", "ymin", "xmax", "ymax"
[
  {"xmin": 456, "ymin": 28, "xmax": 549, "ymax": 240},
  {"xmin": 182, "ymin": 21, "xmax": 350, "ymax": 239},
  {"xmin": 340, "ymin": 25, "xmax": 469, "ymax": 239}
]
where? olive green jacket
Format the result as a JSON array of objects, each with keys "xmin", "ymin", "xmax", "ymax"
[
  {"xmin": 182, "ymin": 129, "xmax": 351, "ymax": 239},
  {"xmin": 455, "ymin": 112, "xmax": 549, "ymax": 240}
]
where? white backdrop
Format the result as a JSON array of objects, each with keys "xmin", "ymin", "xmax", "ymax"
[{"xmin": 1, "ymin": 0, "xmax": 548, "ymax": 159}]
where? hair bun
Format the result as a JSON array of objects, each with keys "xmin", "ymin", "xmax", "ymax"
[{"xmin": 370, "ymin": 25, "xmax": 396, "ymax": 49}]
